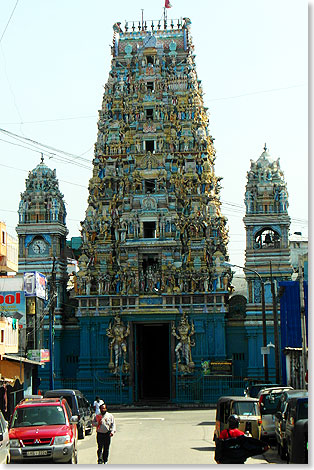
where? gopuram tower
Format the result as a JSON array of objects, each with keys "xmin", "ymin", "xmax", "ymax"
[{"xmin": 76, "ymin": 17, "xmax": 232, "ymax": 404}]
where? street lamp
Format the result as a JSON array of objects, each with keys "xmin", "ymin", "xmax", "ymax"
[{"xmin": 223, "ymin": 262, "xmax": 268, "ymax": 382}]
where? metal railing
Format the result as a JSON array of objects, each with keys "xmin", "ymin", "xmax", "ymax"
[
  {"xmin": 124, "ymin": 19, "xmax": 184, "ymax": 33},
  {"xmin": 175, "ymin": 373, "xmax": 245, "ymax": 404}
]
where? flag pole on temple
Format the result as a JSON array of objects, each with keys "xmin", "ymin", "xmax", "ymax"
[{"xmin": 164, "ymin": 0, "xmax": 171, "ymax": 25}]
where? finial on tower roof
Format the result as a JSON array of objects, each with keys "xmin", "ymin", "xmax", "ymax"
[
  {"xmin": 263, "ymin": 143, "xmax": 267, "ymax": 152},
  {"xmin": 40, "ymin": 153, "xmax": 44, "ymax": 163}
]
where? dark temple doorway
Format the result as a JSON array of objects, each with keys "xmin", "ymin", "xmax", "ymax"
[{"xmin": 135, "ymin": 323, "xmax": 170, "ymax": 401}]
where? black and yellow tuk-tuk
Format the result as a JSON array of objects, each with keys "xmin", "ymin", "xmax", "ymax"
[{"xmin": 214, "ymin": 396, "xmax": 262, "ymax": 441}]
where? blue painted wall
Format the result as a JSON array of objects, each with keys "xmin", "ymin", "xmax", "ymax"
[{"xmin": 279, "ymin": 280, "xmax": 308, "ymax": 384}]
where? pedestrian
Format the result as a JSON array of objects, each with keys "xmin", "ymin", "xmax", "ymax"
[
  {"xmin": 93, "ymin": 396, "xmax": 104, "ymax": 415},
  {"xmin": 215, "ymin": 414, "xmax": 269, "ymax": 464},
  {"xmin": 92, "ymin": 403, "xmax": 116, "ymax": 464}
]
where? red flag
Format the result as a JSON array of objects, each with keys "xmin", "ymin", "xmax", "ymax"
[{"xmin": 165, "ymin": 0, "xmax": 172, "ymax": 8}]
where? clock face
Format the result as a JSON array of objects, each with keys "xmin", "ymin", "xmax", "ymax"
[{"xmin": 31, "ymin": 239, "xmax": 47, "ymax": 254}]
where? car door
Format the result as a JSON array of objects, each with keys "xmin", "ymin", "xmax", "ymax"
[
  {"xmin": 78, "ymin": 396, "xmax": 87, "ymax": 427},
  {"xmin": 0, "ymin": 412, "xmax": 9, "ymax": 464}
]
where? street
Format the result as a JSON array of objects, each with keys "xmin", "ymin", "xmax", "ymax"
[{"xmin": 77, "ymin": 409, "xmax": 284, "ymax": 465}]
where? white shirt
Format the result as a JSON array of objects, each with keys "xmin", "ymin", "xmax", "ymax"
[
  {"xmin": 92, "ymin": 411, "xmax": 116, "ymax": 434},
  {"xmin": 93, "ymin": 399, "xmax": 104, "ymax": 415}
]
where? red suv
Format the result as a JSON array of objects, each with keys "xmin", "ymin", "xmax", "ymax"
[{"xmin": 9, "ymin": 398, "xmax": 78, "ymax": 464}]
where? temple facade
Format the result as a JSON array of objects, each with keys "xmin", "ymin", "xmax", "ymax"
[
  {"xmin": 15, "ymin": 19, "xmax": 295, "ymax": 404},
  {"xmin": 71, "ymin": 18, "xmax": 235, "ymax": 403}
]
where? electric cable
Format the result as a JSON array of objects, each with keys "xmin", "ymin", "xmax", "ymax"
[{"xmin": 0, "ymin": 0, "xmax": 19, "ymax": 44}]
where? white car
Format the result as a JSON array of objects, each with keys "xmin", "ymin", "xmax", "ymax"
[
  {"xmin": 257, "ymin": 386, "xmax": 293, "ymax": 440},
  {"xmin": 0, "ymin": 411, "xmax": 10, "ymax": 464}
]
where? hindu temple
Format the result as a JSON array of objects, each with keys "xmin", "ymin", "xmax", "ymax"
[{"xmin": 15, "ymin": 17, "xmax": 294, "ymax": 404}]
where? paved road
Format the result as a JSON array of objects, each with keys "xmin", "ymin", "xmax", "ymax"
[{"xmin": 77, "ymin": 409, "xmax": 283, "ymax": 465}]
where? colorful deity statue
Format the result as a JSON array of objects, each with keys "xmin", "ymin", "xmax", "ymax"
[
  {"xmin": 107, "ymin": 315, "xmax": 130, "ymax": 374},
  {"xmin": 172, "ymin": 312, "xmax": 195, "ymax": 373}
]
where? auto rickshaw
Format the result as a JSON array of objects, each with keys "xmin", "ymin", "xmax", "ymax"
[{"xmin": 213, "ymin": 396, "xmax": 262, "ymax": 441}]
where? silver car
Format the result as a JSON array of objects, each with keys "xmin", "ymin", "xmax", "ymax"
[
  {"xmin": 257, "ymin": 386, "xmax": 293, "ymax": 440},
  {"xmin": 0, "ymin": 411, "xmax": 10, "ymax": 464}
]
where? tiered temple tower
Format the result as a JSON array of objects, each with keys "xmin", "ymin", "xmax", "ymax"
[
  {"xmin": 243, "ymin": 145, "xmax": 293, "ymax": 379},
  {"xmin": 16, "ymin": 157, "xmax": 68, "ymax": 376},
  {"xmin": 16, "ymin": 156, "xmax": 68, "ymax": 313},
  {"xmin": 75, "ymin": 18, "xmax": 232, "ymax": 403}
]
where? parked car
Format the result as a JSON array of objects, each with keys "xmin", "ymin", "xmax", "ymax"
[
  {"xmin": 274, "ymin": 389, "xmax": 308, "ymax": 460},
  {"xmin": 257, "ymin": 386, "xmax": 293, "ymax": 440},
  {"xmin": 0, "ymin": 410, "xmax": 10, "ymax": 464},
  {"xmin": 44, "ymin": 389, "xmax": 94, "ymax": 439},
  {"xmin": 9, "ymin": 397, "xmax": 78, "ymax": 464},
  {"xmin": 213, "ymin": 396, "xmax": 262, "ymax": 441},
  {"xmin": 244, "ymin": 383, "xmax": 279, "ymax": 398},
  {"xmin": 285, "ymin": 396, "xmax": 308, "ymax": 463}
]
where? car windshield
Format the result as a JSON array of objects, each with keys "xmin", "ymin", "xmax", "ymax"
[
  {"xmin": 260, "ymin": 393, "xmax": 282, "ymax": 414},
  {"xmin": 233, "ymin": 402, "xmax": 258, "ymax": 416},
  {"xmin": 11, "ymin": 405, "xmax": 66, "ymax": 427},
  {"xmin": 249, "ymin": 384, "xmax": 278, "ymax": 398},
  {"xmin": 297, "ymin": 400, "xmax": 308, "ymax": 420}
]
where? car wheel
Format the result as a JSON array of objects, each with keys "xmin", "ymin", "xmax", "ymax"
[
  {"xmin": 66, "ymin": 447, "xmax": 78, "ymax": 464},
  {"xmin": 279, "ymin": 444, "xmax": 286, "ymax": 460}
]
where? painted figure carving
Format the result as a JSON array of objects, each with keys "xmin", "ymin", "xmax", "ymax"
[
  {"xmin": 107, "ymin": 315, "xmax": 130, "ymax": 374},
  {"xmin": 172, "ymin": 312, "xmax": 195, "ymax": 373}
]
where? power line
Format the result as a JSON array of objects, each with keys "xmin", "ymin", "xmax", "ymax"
[
  {"xmin": 0, "ymin": 162, "xmax": 88, "ymax": 189},
  {"xmin": 0, "ymin": 128, "xmax": 93, "ymax": 166},
  {"xmin": 0, "ymin": 115, "xmax": 97, "ymax": 125},
  {"xmin": 207, "ymin": 84, "xmax": 305, "ymax": 103},
  {"xmin": 0, "ymin": 135, "xmax": 92, "ymax": 170},
  {"xmin": 0, "ymin": 0, "xmax": 19, "ymax": 44}
]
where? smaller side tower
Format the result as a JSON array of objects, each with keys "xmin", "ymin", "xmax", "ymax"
[
  {"xmin": 16, "ymin": 156, "xmax": 68, "ymax": 317},
  {"xmin": 244, "ymin": 145, "xmax": 293, "ymax": 303},
  {"xmin": 243, "ymin": 145, "xmax": 293, "ymax": 379}
]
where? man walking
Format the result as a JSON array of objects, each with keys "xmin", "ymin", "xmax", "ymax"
[
  {"xmin": 93, "ymin": 396, "xmax": 104, "ymax": 415},
  {"xmin": 92, "ymin": 404, "xmax": 116, "ymax": 464}
]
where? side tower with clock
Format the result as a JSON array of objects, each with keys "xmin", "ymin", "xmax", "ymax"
[{"xmin": 16, "ymin": 156, "xmax": 69, "ymax": 318}]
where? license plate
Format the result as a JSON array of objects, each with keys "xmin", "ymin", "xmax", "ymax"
[{"xmin": 26, "ymin": 450, "xmax": 48, "ymax": 456}]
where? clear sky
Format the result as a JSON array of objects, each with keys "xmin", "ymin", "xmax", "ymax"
[{"xmin": 0, "ymin": 0, "xmax": 308, "ymax": 269}]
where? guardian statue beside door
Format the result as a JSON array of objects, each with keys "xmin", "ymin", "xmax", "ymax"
[
  {"xmin": 107, "ymin": 314, "xmax": 130, "ymax": 374},
  {"xmin": 172, "ymin": 311, "xmax": 195, "ymax": 373}
]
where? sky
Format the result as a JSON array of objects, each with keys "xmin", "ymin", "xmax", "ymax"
[{"xmin": 0, "ymin": 0, "xmax": 309, "ymax": 271}]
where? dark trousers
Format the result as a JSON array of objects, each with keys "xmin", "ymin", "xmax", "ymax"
[{"xmin": 97, "ymin": 432, "xmax": 111, "ymax": 463}]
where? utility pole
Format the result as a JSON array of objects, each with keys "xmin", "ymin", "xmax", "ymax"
[
  {"xmin": 270, "ymin": 261, "xmax": 280, "ymax": 384},
  {"xmin": 223, "ymin": 262, "xmax": 268, "ymax": 381},
  {"xmin": 260, "ymin": 281, "xmax": 269, "ymax": 381},
  {"xmin": 49, "ymin": 257, "xmax": 56, "ymax": 390},
  {"xmin": 298, "ymin": 260, "xmax": 307, "ymax": 389}
]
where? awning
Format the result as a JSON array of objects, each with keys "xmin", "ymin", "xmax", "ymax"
[{"xmin": 2, "ymin": 354, "xmax": 43, "ymax": 366}]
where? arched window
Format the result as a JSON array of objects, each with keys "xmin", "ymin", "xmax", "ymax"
[{"xmin": 254, "ymin": 227, "xmax": 280, "ymax": 249}]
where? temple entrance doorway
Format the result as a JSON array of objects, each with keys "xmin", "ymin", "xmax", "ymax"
[{"xmin": 135, "ymin": 323, "xmax": 171, "ymax": 402}]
